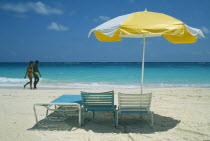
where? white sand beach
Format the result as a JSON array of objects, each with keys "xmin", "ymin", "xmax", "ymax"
[{"xmin": 1, "ymin": 88, "xmax": 210, "ymax": 141}]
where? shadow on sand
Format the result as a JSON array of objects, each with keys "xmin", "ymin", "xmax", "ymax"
[{"xmin": 29, "ymin": 110, "xmax": 180, "ymax": 134}]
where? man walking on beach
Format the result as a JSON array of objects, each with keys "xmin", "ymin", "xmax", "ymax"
[{"xmin": 33, "ymin": 60, "xmax": 41, "ymax": 89}]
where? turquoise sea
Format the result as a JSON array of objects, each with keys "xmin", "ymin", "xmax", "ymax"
[{"xmin": 0, "ymin": 62, "xmax": 210, "ymax": 89}]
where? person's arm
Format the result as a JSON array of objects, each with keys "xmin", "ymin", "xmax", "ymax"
[{"xmin": 38, "ymin": 68, "xmax": 41, "ymax": 77}]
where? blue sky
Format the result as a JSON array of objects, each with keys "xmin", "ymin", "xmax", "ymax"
[{"xmin": 0, "ymin": 0, "xmax": 209, "ymax": 62}]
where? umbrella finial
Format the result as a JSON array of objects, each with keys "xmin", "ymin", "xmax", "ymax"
[{"xmin": 144, "ymin": 8, "xmax": 147, "ymax": 12}]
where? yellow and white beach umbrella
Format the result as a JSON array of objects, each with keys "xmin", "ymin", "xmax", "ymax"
[{"xmin": 88, "ymin": 10, "xmax": 204, "ymax": 93}]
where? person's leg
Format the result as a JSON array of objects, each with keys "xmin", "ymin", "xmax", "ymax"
[
  {"xmin": 36, "ymin": 77, "xmax": 39, "ymax": 88},
  {"xmin": 34, "ymin": 77, "xmax": 36, "ymax": 88},
  {"xmin": 24, "ymin": 74, "xmax": 32, "ymax": 89},
  {"xmin": 29, "ymin": 75, "xmax": 32, "ymax": 89},
  {"xmin": 34, "ymin": 75, "xmax": 39, "ymax": 89},
  {"xmin": 24, "ymin": 82, "xmax": 30, "ymax": 88}
]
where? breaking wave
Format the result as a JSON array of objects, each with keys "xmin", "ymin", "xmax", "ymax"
[{"xmin": 0, "ymin": 77, "xmax": 209, "ymax": 89}]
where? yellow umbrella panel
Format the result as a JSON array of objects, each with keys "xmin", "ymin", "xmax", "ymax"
[{"xmin": 89, "ymin": 11, "xmax": 204, "ymax": 93}]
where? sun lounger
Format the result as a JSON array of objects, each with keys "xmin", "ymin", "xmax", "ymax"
[
  {"xmin": 81, "ymin": 90, "xmax": 117, "ymax": 126},
  {"xmin": 33, "ymin": 94, "xmax": 82, "ymax": 126},
  {"xmin": 116, "ymin": 92, "xmax": 154, "ymax": 127}
]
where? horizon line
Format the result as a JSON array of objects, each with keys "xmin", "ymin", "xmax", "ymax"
[{"xmin": 0, "ymin": 62, "xmax": 209, "ymax": 63}]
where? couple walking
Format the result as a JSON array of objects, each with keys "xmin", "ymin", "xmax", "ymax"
[{"xmin": 24, "ymin": 60, "xmax": 41, "ymax": 89}]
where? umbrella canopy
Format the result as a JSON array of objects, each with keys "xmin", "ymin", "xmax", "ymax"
[
  {"xmin": 88, "ymin": 10, "xmax": 204, "ymax": 93},
  {"xmin": 89, "ymin": 10, "xmax": 204, "ymax": 42}
]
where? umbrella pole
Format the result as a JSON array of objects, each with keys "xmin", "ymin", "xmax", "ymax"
[{"xmin": 141, "ymin": 35, "xmax": 146, "ymax": 94}]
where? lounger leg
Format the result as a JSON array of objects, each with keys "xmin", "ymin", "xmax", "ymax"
[
  {"xmin": 81, "ymin": 109, "xmax": 85, "ymax": 126},
  {"xmin": 83, "ymin": 112, "xmax": 85, "ymax": 125},
  {"xmin": 79, "ymin": 106, "xmax": 81, "ymax": 126},
  {"xmin": 33, "ymin": 105, "xmax": 38, "ymax": 124},
  {"xmin": 115, "ymin": 111, "xmax": 119, "ymax": 127},
  {"xmin": 147, "ymin": 111, "xmax": 154, "ymax": 127},
  {"xmin": 150, "ymin": 111, "xmax": 154, "ymax": 127},
  {"xmin": 113, "ymin": 111, "xmax": 116, "ymax": 126},
  {"xmin": 46, "ymin": 109, "xmax": 49, "ymax": 120},
  {"xmin": 93, "ymin": 111, "xmax": 95, "ymax": 118}
]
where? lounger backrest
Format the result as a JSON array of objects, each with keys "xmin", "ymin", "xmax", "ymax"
[
  {"xmin": 118, "ymin": 92, "xmax": 152, "ymax": 109},
  {"xmin": 81, "ymin": 91, "xmax": 114, "ymax": 107}
]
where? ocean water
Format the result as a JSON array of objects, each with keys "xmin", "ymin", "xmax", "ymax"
[{"xmin": 0, "ymin": 62, "xmax": 210, "ymax": 89}]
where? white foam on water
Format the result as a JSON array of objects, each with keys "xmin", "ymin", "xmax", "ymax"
[
  {"xmin": 0, "ymin": 77, "xmax": 44, "ymax": 83},
  {"xmin": 35, "ymin": 82, "xmax": 140, "ymax": 89},
  {"xmin": 0, "ymin": 77, "xmax": 27, "ymax": 83},
  {"xmin": 0, "ymin": 77, "xmax": 209, "ymax": 89}
]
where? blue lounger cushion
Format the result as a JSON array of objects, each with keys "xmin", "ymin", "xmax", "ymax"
[{"xmin": 51, "ymin": 94, "xmax": 82, "ymax": 105}]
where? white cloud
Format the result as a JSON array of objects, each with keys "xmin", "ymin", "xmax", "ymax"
[
  {"xmin": 98, "ymin": 16, "xmax": 110, "ymax": 21},
  {"xmin": 47, "ymin": 22, "xmax": 69, "ymax": 31},
  {"xmin": 93, "ymin": 16, "xmax": 111, "ymax": 22},
  {"xmin": 0, "ymin": 1, "xmax": 63, "ymax": 15},
  {"xmin": 201, "ymin": 26, "xmax": 210, "ymax": 34}
]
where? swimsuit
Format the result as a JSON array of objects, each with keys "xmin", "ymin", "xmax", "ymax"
[
  {"xmin": 34, "ymin": 72, "xmax": 39, "ymax": 76},
  {"xmin": 27, "ymin": 66, "xmax": 33, "ymax": 76}
]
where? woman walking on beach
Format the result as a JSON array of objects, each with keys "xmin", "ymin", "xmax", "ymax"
[
  {"xmin": 33, "ymin": 60, "xmax": 41, "ymax": 89},
  {"xmin": 24, "ymin": 61, "xmax": 34, "ymax": 89}
]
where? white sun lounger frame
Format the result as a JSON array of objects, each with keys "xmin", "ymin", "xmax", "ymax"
[
  {"xmin": 116, "ymin": 92, "xmax": 154, "ymax": 127},
  {"xmin": 33, "ymin": 102, "xmax": 82, "ymax": 126}
]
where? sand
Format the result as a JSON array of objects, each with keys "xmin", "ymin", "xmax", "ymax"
[{"xmin": 0, "ymin": 88, "xmax": 210, "ymax": 141}]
